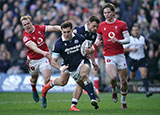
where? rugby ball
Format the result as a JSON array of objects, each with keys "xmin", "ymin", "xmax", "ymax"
[{"xmin": 81, "ymin": 40, "xmax": 92, "ymax": 56}]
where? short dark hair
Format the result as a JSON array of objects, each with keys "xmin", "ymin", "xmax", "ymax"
[
  {"xmin": 102, "ymin": 3, "xmax": 115, "ymax": 12},
  {"xmin": 60, "ymin": 21, "xmax": 72, "ymax": 29},
  {"xmin": 89, "ymin": 16, "xmax": 100, "ymax": 24},
  {"xmin": 133, "ymin": 23, "xmax": 140, "ymax": 29}
]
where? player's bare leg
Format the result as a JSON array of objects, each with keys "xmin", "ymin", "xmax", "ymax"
[
  {"xmin": 70, "ymin": 85, "xmax": 82, "ymax": 111},
  {"xmin": 119, "ymin": 68, "xmax": 128, "ymax": 109},
  {"xmin": 30, "ymin": 74, "xmax": 39, "ymax": 102},
  {"xmin": 106, "ymin": 64, "xmax": 118, "ymax": 103},
  {"xmin": 42, "ymin": 72, "xmax": 70, "ymax": 94},
  {"xmin": 93, "ymin": 69, "xmax": 100, "ymax": 94},
  {"xmin": 41, "ymin": 68, "xmax": 51, "ymax": 108},
  {"xmin": 80, "ymin": 64, "xmax": 99, "ymax": 109}
]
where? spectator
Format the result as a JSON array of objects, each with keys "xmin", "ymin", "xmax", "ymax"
[
  {"xmin": 7, "ymin": 49, "xmax": 27, "ymax": 74},
  {"xmin": 0, "ymin": 52, "xmax": 10, "ymax": 73},
  {"xmin": 147, "ymin": 50, "xmax": 159, "ymax": 83},
  {"xmin": 120, "ymin": 0, "xmax": 139, "ymax": 31},
  {"xmin": 10, "ymin": 40, "xmax": 23, "ymax": 63},
  {"xmin": 0, "ymin": 43, "xmax": 11, "ymax": 60}
]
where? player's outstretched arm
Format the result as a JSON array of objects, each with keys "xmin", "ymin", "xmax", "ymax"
[
  {"xmin": 51, "ymin": 57, "xmax": 69, "ymax": 72},
  {"xmin": 45, "ymin": 25, "xmax": 61, "ymax": 32},
  {"xmin": 95, "ymin": 34, "xmax": 102, "ymax": 47},
  {"xmin": 51, "ymin": 58, "xmax": 60, "ymax": 70},
  {"xmin": 25, "ymin": 41, "xmax": 50, "ymax": 57}
]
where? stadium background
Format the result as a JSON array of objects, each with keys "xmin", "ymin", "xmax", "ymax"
[{"xmin": 0, "ymin": 0, "xmax": 160, "ymax": 93}]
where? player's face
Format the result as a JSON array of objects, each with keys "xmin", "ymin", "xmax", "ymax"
[
  {"xmin": 61, "ymin": 27, "xmax": 73, "ymax": 40},
  {"xmin": 131, "ymin": 27, "xmax": 140, "ymax": 37},
  {"xmin": 103, "ymin": 8, "xmax": 115, "ymax": 21},
  {"xmin": 88, "ymin": 21, "xmax": 99, "ymax": 33},
  {"xmin": 22, "ymin": 19, "xmax": 34, "ymax": 33}
]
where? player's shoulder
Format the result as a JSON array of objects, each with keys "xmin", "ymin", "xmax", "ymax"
[
  {"xmin": 35, "ymin": 25, "xmax": 45, "ymax": 31},
  {"xmin": 55, "ymin": 37, "xmax": 63, "ymax": 44},
  {"xmin": 139, "ymin": 35, "xmax": 145, "ymax": 40},
  {"xmin": 116, "ymin": 19, "xmax": 127, "ymax": 25},
  {"xmin": 99, "ymin": 21, "xmax": 106, "ymax": 26},
  {"xmin": 75, "ymin": 25, "xmax": 85, "ymax": 33},
  {"xmin": 74, "ymin": 32, "xmax": 85, "ymax": 41},
  {"xmin": 23, "ymin": 31, "xmax": 30, "ymax": 40}
]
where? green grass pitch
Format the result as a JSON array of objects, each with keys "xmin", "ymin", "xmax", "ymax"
[{"xmin": 0, "ymin": 92, "xmax": 160, "ymax": 115}]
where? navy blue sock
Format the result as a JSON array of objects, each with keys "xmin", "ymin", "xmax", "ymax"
[
  {"xmin": 142, "ymin": 78, "xmax": 149, "ymax": 92},
  {"xmin": 84, "ymin": 81, "xmax": 96, "ymax": 100}
]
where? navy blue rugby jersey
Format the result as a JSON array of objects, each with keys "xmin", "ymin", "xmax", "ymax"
[
  {"xmin": 74, "ymin": 24, "xmax": 97, "ymax": 44},
  {"xmin": 52, "ymin": 33, "xmax": 89, "ymax": 72}
]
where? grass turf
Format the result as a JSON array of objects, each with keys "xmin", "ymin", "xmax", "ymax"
[{"xmin": 0, "ymin": 92, "xmax": 159, "ymax": 115}]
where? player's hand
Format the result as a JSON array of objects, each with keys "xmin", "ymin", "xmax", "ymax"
[
  {"xmin": 85, "ymin": 47, "xmax": 94, "ymax": 55},
  {"xmin": 132, "ymin": 48, "xmax": 137, "ymax": 52},
  {"xmin": 95, "ymin": 40, "xmax": 102, "ymax": 47},
  {"xmin": 108, "ymin": 37, "xmax": 118, "ymax": 43},
  {"xmin": 43, "ymin": 52, "xmax": 51, "ymax": 59},
  {"xmin": 59, "ymin": 65, "xmax": 69, "ymax": 72},
  {"xmin": 92, "ymin": 62, "xmax": 99, "ymax": 71}
]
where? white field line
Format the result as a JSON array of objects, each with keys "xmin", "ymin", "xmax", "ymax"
[{"xmin": 0, "ymin": 99, "xmax": 88, "ymax": 105}]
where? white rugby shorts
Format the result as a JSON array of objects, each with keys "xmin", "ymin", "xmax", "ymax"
[
  {"xmin": 65, "ymin": 59, "xmax": 89, "ymax": 82},
  {"xmin": 28, "ymin": 57, "xmax": 51, "ymax": 75},
  {"xmin": 104, "ymin": 54, "xmax": 127, "ymax": 69},
  {"xmin": 89, "ymin": 58, "xmax": 98, "ymax": 69}
]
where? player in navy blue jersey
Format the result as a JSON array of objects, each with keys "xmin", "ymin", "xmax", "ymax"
[
  {"xmin": 69, "ymin": 16, "xmax": 101, "ymax": 111},
  {"xmin": 42, "ymin": 21, "xmax": 99, "ymax": 110}
]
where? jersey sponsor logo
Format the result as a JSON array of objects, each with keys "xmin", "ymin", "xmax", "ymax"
[
  {"xmin": 108, "ymin": 32, "xmax": 115, "ymax": 39},
  {"xmin": 104, "ymin": 28, "xmax": 106, "ymax": 30},
  {"xmin": 37, "ymin": 37, "xmax": 43, "ymax": 44},
  {"xmin": 64, "ymin": 44, "xmax": 80, "ymax": 54}
]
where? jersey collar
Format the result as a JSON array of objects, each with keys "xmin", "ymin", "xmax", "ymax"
[
  {"xmin": 84, "ymin": 23, "xmax": 89, "ymax": 32},
  {"xmin": 62, "ymin": 33, "xmax": 75, "ymax": 41},
  {"xmin": 25, "ymin": 26, "xmax": 35, "ymax": 34},
  {"xmin": 105, "ymin": 18, "xmax": 116, "ymax": 24}
]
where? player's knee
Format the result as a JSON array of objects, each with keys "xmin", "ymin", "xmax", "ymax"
[
  {"xmin": 60, "ymin": 80, "xmax": 68, "ymax": 86},
  {"xmin": 141, "ymin": 73, "xmax": 147, "ymax": 78},
  {"xmin": 110, "ymin": 76, "xmax": 117, "ymax": 81},
  {"xmin": 80, "ymin": 72, "xmax": 88, "ymax": 79},
  {"xmin": 130, "ymin": 76, "xmax": 134, "ymax": 80},
  {"xmin": 121, "ymin": 79, "xmax": 127, "ymax": 86},
  {"xmin": 44, "ymin": 77, "xmax": 50, "ymax": 84}
]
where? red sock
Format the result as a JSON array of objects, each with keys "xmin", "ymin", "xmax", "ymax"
[
  {"xmin": 121, "ymin": 91, "xmax": 128, "ymax": 96},
  {"xmin": 94, "ymin": 78, "xmax": 99, "ymax": 89},
  {"xmin": 42, "ymin": 92, "xmax": 47, "ymax": 98},
  {"xmin": 31, "ymin": 85, "xmax": 37, "ymax": 92}
]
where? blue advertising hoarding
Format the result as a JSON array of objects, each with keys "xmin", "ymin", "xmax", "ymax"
[{"xmin": 0, "ymin": 73, "xmax": 77, "ymax": 92}]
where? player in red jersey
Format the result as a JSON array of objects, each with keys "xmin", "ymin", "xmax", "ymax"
[
  {"xmin": 96, "ymin": 3, "xmax": 130, "ymax": 109},
  {"xmin": 20, "ymin": 15, "xmax": 60, "ymax": 108}
]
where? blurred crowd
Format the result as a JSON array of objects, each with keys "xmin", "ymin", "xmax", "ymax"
[{"xmin": 0, "ymin": 0, "xmax": 160, "ymax": 83}]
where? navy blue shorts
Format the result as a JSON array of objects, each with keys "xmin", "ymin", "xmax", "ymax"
[{"xmin": 127, "ymin": 56, "xmax": 147, "ymax": 72}]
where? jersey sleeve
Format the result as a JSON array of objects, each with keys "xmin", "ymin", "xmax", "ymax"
[
  {"xmin": 39, "ymin": 25, "xmax": 46, "ymax": 32},
  {"xmin": 74, "ymin": 26, "xmax": 83, "ymax": 34},
  {"xmin": 52, "ymin": 41, "xmax": 60, "ymax": 58},
  {"xmin": 121, "ymin": 22, "xmax": 128, "ymax": 32},
  {"xmin": 23, "ymin": 35, "xmax": 32, "ymax": 45},
  {"xmin": 96, "ymin": 24, "xmax": 102, "ymax": 35}
]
